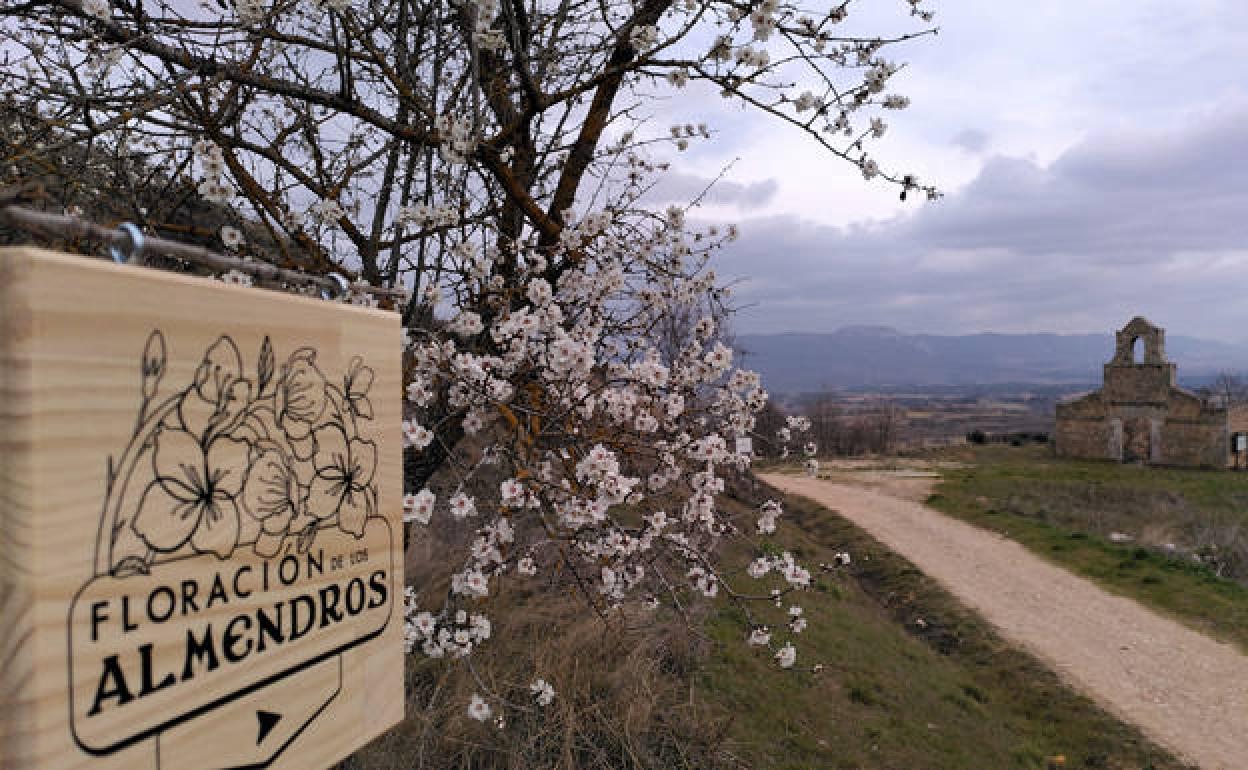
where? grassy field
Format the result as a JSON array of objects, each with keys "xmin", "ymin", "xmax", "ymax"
[
  {"xmin": 697, "ymin": 487, "xmax": 1185, "ymax": 770},
  {"xmin": 341, "ymin": 480, "xmax": 1188, "ymax": 770},
  {"xmin": 927, "ymin": 444, "xmax": 1248, "ymax": 651}
]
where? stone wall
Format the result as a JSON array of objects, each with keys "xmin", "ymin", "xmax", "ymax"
[
  {"xmin": 1055, "ymin": 392, "xmax": 1109, "ymax": 460},
  {"xmin": 1055, "ymin": 415, "xmax": 1112, "ymax": 460},
  {"xmin": 1101, "ymin": 363, "xmax": 1175, "ymax": 405},
  {"xmin": 1159, "ymin": 392, "xmax": 1229, "ymax": 467},
  {"xmin": 1054, "ymin": 317, "xmax": 1234, "ymax": 468},
  {"xmin": 1167, "ymin": 391, "xmax": 1208, "ymax": 420},
  {"xmin": 1229, "ymin": 406, "xmax": 1248, "ymax": 435},
  {"xmin": 1161, "ymin": 417, "xmax": 1227, "ymax": 468}
]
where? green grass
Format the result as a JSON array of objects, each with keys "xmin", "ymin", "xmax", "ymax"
[
  {"xmin": 343, "ymin": 466, "xmax": 1191, "ymax": 769},
  {"xmin": 927, "ymin": 444, "xmax": 1248, "ymax": 651},
  {"xmin": 699, "ymin": 489, "xmax": 1188, "ymax": 770}
]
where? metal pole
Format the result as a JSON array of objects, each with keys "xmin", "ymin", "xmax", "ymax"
[{"xmin": 0, "ymin": 204, "xmax": 408, "ymax": 301}]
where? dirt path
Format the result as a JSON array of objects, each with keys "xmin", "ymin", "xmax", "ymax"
[{"xmin": 760, "ymin": 473, "xmax": 1248, "ymax": 770}]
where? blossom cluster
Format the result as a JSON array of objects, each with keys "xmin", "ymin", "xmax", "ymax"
[
  {"xmin": 392, "ymin": 204, "xmax": 815, "ymax": 681},
  {"xmin": 436, "ymin": 114, "xmax": 477, "ymax": 165},
  {"xmin": 192, "ymin": 140, "xmax": 232, "ymax": 205}
]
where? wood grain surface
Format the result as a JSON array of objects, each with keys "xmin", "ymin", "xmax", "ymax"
[{"xmin": 1, "ymin": 247, "xmax": 404, "ymax": 770}]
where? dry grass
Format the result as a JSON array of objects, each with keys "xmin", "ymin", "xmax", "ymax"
[
  {"xmin": 337, "ymin": 454, "xmax": 1189, "ymax": 770},
  {"xmin": 341, "ymin": 448, "xmax": 736, "ymax": 770},
  {"xmin": 337, "ymin": 581, "xmax": 733, "ymax": 770}
]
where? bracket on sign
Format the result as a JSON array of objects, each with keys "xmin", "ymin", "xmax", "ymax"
[
  {"xmin": 321, "ymin": 272, "xmax": 350, "ymax": 301},
  {"xmin": 108, "ymin": 222, "xmax": 146, "ymax": 266}
]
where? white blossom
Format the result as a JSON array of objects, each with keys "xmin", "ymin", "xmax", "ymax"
[
  {"xmin": 449, "ymin": 492, "xmax": 478, "ymax": 519},
  {"xmin": 468, "ymin": 694, "xmax": 492, "ymax": 721},
  {"xmin": 220, "ymin": 226, "xmax": 244, "ymax": 249},
  {"xmin": 403, "ymin": 420, "xmax": 435, "ymax": 450},
  {"xmin": 404, "ymin": 489, "xmax": 436, "ymax": 525},
  {"xmin": 774, "ymin": 643, "xmax": 796, "ymax": 668},
  {"xmin": 81, "ymin": 0, "xmax": 110, "ymax": 21},
  {"xmin": 530, "ymin": 678, "xmax": 556, "ymax": 706},
  {"xmin": 220, "ymin": 269, "xmax": 253, "ymax": 287}
]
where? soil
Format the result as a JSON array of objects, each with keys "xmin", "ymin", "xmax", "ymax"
[{"xmin": 760, "ymin": 471, "xmax": 1248, "ymax": 770}]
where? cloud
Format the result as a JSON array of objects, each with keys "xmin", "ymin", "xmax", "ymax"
[
  {"xmin": 952, "ymin": 129, "xmax": 989, "ymax": 154},
  {"xmin": 643, "ymin": 171, "xmax": 778, "ymax": 210},
  {"xmin": 715, "ymin": 102, "xmax": 1248, "ymax": 342}
]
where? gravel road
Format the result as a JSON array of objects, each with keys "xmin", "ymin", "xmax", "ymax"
[{"xmin": 760, "ymin": 473, "xmax": 1248, "ymax": 770}]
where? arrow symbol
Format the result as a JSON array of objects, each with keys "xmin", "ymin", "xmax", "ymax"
[{"xmin": 256, "ymin": 710, "xmax": 282, "ymax": 745}]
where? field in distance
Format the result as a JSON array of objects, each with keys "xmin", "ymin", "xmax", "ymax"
[
  {"xmin": 924, "ymin": 444, "xmax": 1248, "ymax": 652},
  {"xmin": 778, "ymin": 383, "xmax": 1075, "ymax": 454}
]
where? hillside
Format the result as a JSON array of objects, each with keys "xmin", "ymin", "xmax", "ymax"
[
  {"xmin": 341, "ymin": 483, "xmax": 1188, "ymax": 770},
  {"xmin": 737, "ymin": 326, "xmax": 1248, "ymax": 393}
]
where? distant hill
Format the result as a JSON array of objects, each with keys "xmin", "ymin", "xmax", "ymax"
[{"xmin": 736, "ymin": 326, "xmax": 1248, "ymax": 393}]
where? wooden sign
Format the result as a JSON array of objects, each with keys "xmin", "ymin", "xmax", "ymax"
[{"xmin": 0, "ymin": 248, "xmax": 404, "ymax": 769}]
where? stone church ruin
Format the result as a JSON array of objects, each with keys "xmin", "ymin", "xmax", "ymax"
[{"xmin": 1055, "ymin": 317, "xmax": 1248, "ymax": 468}]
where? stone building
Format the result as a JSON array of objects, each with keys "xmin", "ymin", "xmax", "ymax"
[{"xmin": 1055, "ymin": 317, "xmax": 1248, "ymax": 468}]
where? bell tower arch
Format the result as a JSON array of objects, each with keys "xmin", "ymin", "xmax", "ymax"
[{"xmin": 1111, "ymin": 316, "xmax": 1168, "ymax": 366}]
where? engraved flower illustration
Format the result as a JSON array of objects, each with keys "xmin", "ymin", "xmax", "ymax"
[
  {"xmin": 178, "ymin": 336, "xmax": 252, "ymax": 443},
  {"xmin": 240, "ymin": 441, "xmax": 314, "ymax": 557},
  {"xmin": 276, "ymin": 348, "xmax": 328, "ymax": 459},
  {"xmin": 131, "ymin": 428, "xmax": 249, "ymax": 559},
  {"xmin": 101, "ymin": 333, "xmax": 379, "ymax": 571},
  {"xmin": 308, "ymin": 422, "xmax": 377, "ymax": 537}
]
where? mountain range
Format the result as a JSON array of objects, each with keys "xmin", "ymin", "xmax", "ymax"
[{"xmin": 736, "ymin": 326, "xmax": 1248, "ymax": 394}]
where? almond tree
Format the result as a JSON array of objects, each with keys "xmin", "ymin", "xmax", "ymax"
[{"xmin": 3, "ymin": 0, "xmax": 937, "ymax": 718}]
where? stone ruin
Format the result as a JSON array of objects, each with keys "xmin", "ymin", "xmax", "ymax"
[{"xmin": 1055, "ymin": 317, "xmax": 1248, "ymax": 468}]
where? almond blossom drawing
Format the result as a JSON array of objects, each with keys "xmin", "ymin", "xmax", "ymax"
[{"xmin": 96, "ymin": 331, "xmax": 378, "ymax": 575}]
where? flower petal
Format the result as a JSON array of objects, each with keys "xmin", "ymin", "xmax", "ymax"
[
  {"xmin": 152, "ymin": 428, "xmax": 206, "ymax": 501},
  {"xmin": 241, "ymin": 446, "xmax": 295, "ymax": 522},
  {"xmin": 194, "ymin": 336, "xmax": 243, "ymax": 404},
  {"xmin": 191, "ymin": 497, "xmax": 242, "ymax": 559},
  {"xmin": 206, "ymin": 435, "xmax": 250, "ymax": 498},
  {"xmin": 278, "ymin": 349, "xmax": 328, "ymax": 438},
  {"xmin": 177, "ymin": 392, "xmax": 216, "ymax": 444},
  {"xmin": 313, "ymin": 423, "xmax": 350, "ymax": 476},
  {"xmin": 261, "ymin": 506, "xmax": 294, "ymax": 535},
  {"xmin": 347, "ymin": 358, "xmax": 374, "ymax": 396},
  {"xmin": 287, "ymin": 429, "xmax": 317, "ymax": 463},
  {"xmin": 209, "ymin": 379, "xmax": 253, "ymax": 439},
  {"xmin": 280, "ymin": 411, "xmax": 313, "ymax": 441},
  {"xmin": 307, "ymin": 472, "xmax": 346, "ymax": 521},
  {"xmin": 132, "ymin": 480, "xmax": 202, "ymax": 553},
  {"xmin": 349, "ymin": 437, "xmax": 378, "ymax": 488},
  {"xmin": 253, "ymin": 529, "xmax": 286, "ymax": 559},
  {"xmin": 337, "ymin": 487, "xmax": 370, "ymax": 537}
]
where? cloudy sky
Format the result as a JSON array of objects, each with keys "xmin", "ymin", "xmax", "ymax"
[{"xmin": 648, "ymin": 0, "xmax": 1248, "ymax": 341}]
